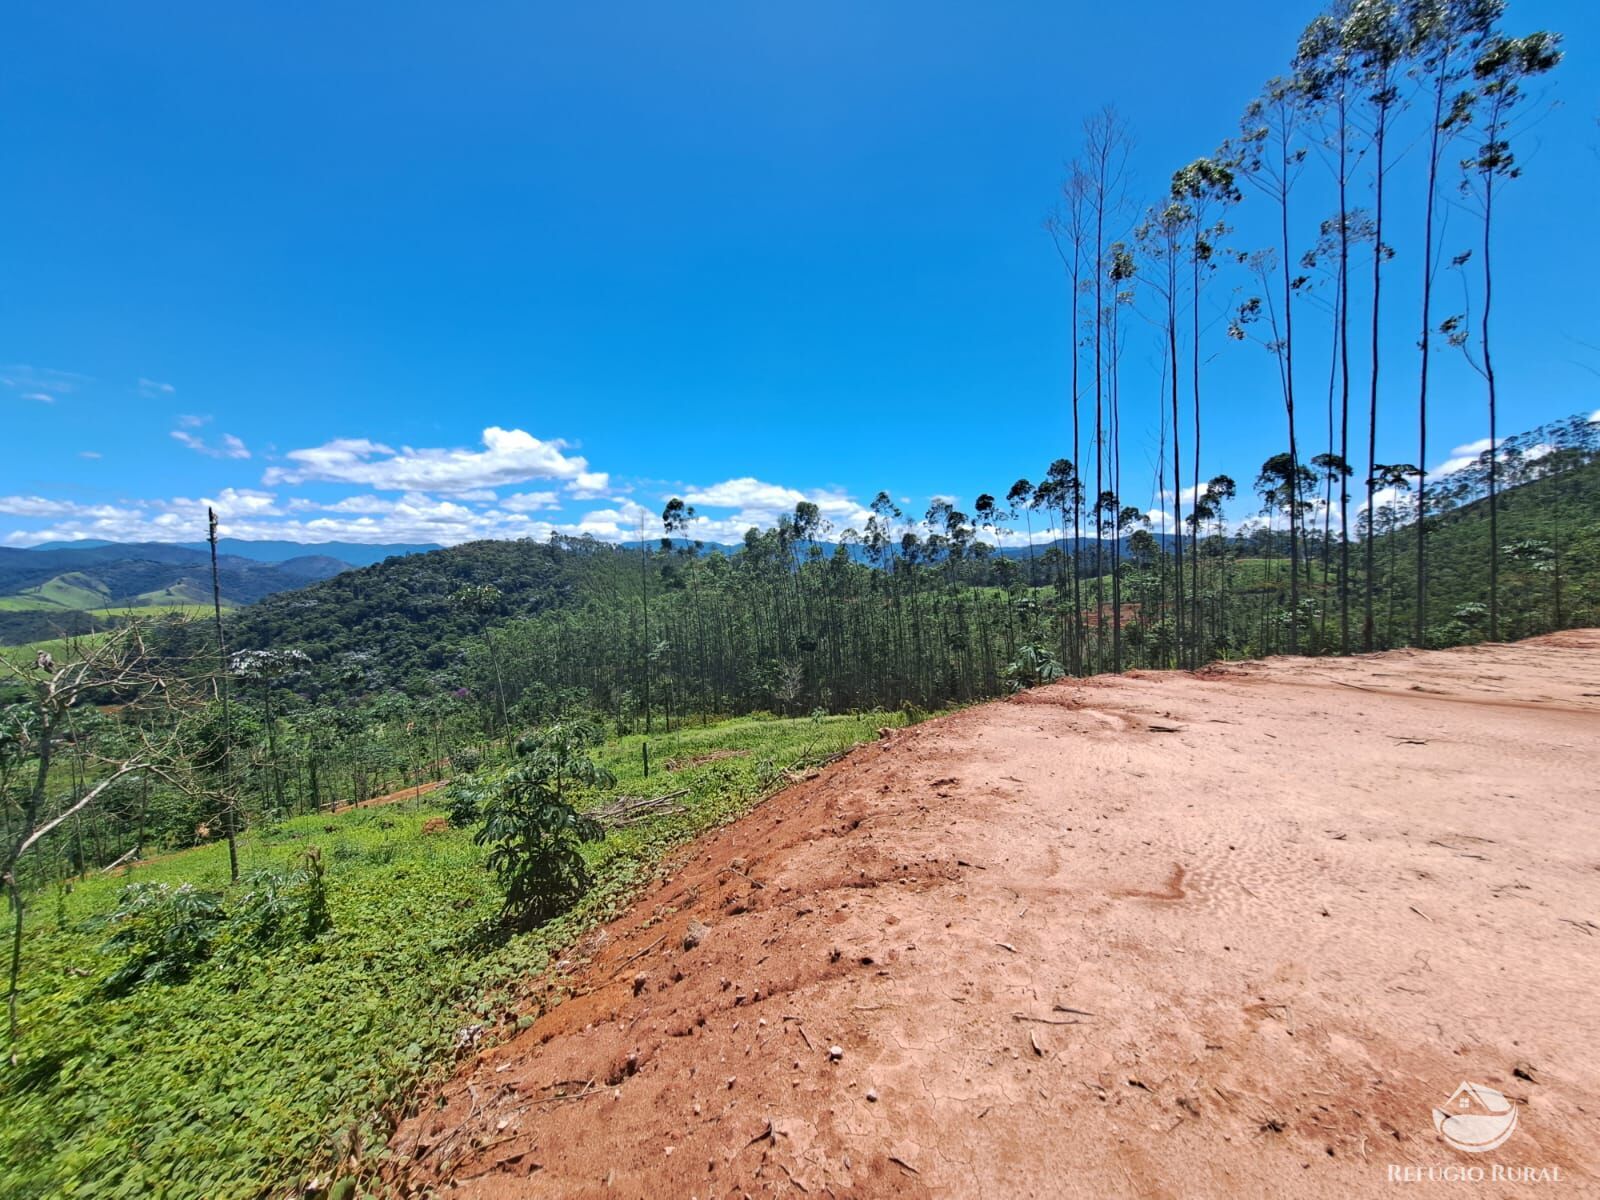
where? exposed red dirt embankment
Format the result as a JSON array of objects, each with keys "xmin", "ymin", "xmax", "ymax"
[{"xmin": 392, "ymin": 632, "xmax": 1600, "ymax": 1198}]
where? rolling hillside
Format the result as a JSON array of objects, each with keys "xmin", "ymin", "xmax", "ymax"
[{"xmin": 0, "ymin": 544, "xmax": 352, "ymax": 646}]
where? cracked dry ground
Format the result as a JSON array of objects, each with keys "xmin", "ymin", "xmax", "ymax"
[{"xmin": 391, "ymin": 631, "xmax": 1600, "ymax": 1198}]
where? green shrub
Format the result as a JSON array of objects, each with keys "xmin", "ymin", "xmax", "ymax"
[
  {"xmin": 443, "ymin": 777, "xmax": 490, "ymax": 827},
  {"xmin": 102, "ymin": 882, "xmax": 225, "ymax": 992},
  {"xmin": 231, "ymin": 868, "xmax": 301, "ymax": 943},
  {"xmin": 475, "ymin": 721, "xmax": 610, "ymax": 928},
  {"xmin": 1004, "ymin": 643, "xmax": 1064, "ymax": 691}
]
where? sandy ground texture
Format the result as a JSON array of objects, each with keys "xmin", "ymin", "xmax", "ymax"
[{"xmin": 390, "ymin": 632, "xmax": 1600, "ymax": 1198}]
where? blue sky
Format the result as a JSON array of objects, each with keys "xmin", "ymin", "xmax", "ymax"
[{"xmin": 4, "ymin": 0, "xmax": 1596, "ymax": 548}]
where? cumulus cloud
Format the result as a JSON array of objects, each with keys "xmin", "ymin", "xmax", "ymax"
[
  {"xmin": 172, "ymin": 430, "xmax": 251, "ymax": 459},
  {"xmin": 566, "ymin": 471, "xmax": 612, "ymax": 499},
  {"xmin": 1430, "ymin": 436, "xmax": 1494, "ymax": 478},
  {"xmin": 679, "ymin": 476, "xmax": 873, "ymax": 533},
  {"xmin": 501, "ymin": 490, "xmax": 561, "ymax": 512},
  {"xmin": 263, "ymin": 427, "xmax": 591, "ymax": 493},
  {"xmin": 0, "ymin": 496, "xmax": 127, "ymax": 519}
]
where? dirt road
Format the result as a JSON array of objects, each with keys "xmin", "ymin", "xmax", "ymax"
[{"xmin": 392, "ymin": 633, "xmax": 1600, "ymax": 1197}]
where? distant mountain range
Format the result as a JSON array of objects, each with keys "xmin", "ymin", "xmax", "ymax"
[
  {"xmin": 22, "ymin": 538, "xmax": 441, "ymax": 568},
  {"xmin": 0, "ymin": 539, "xmax": 435, "ymax": 647}
]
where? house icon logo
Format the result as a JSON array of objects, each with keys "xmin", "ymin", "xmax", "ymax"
[{"xmin": 1433, "ymin": 1081, "xmax": 1519, "ymax": 1153}]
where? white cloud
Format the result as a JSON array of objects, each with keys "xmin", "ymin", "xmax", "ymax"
[
  {"xmin": 176, "ymin": 413, "xmax": 210, "ymax": 428},
  {"xmin": 79, "ymin": 451, "xmax": 102, "ymax": 459},
  {"xmin": 566, "ymin": 471, "xmax": 611, "ymax": 499},
  {"xmin": 679, "ymin": 476, "xmax": 874, "ymax": 533},
  {"xmin": 501, "ymin": 490, "xmax": 561, "ymax": 512},
  {"xmin": 2, "ymin": 364, "xmax": 87, "ymax": 403},
  {"xmin": 262, "ymin": 426, "xmax": 592, "ymax": 493},
  {"xmin": 1157, "ymin": 482, "xmax": 1208, "ymax": 507},
  {"xmin": 172, "ymin": 430, "xmax": 251, "ymax": 459},
  {"xmin": 0, "ymin": 496, "xmax": 126, "ymax": 518},
  {"xmin": 168, "ymin": 487, "xmax": 285, "ymax": 517},
  {"xmin": 139, "ymin": 377, "xmax": 176, "ymax": 397}
]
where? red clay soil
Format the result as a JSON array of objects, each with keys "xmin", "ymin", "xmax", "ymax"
[
  {"xmin": 390, "ymin": 632, "xmax": 1600, "ymax": 1198},
  {"xmin": 335, "ymin": 779, "xmax": 446, "ymax": 812}
]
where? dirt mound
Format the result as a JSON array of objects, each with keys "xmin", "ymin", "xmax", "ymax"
[{"xmin": 391, "ymin": 632, "xmax": 1600, "ymax": 1197}]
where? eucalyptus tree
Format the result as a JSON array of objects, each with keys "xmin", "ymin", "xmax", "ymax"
[
  {"xmin": 1256, "ymin": 453, "xmax": 1320, "ymax": 650},
  {"xmin": 206, "ymin": 507, "xmax": 238, "ymax": 880},
  {"xmin": 1170, "ymin": 154, "xmax": 1241, "ymax": 655},
  {"xmin": 1407, "ymin": 0, "xmax": 1504, "ymax": 642},
  {"xmin": 1311, "ymin": 451, "xmax": 1355, "ymax": 641},
  {"xmin": 1455, "ymin": 26, "xmax": 1564, "ymax": 639},
  {"xmin": 1198, "ymin": 474, "xmax": 1239, "ymax": 652},
  {"xmin": 1295, "ymin": 9, "xmax": 1359, "ymax": 651},
  {"xmin": 1042, "ymin": 458, "xmax": 1085, "ymax": 671},
  {"xmin": 1105, "ymin": 240, "xmax": 1138, "ymax": 671},
  {"xmin": 1136, "ymin": 200, "xmax": 1191, "ymax": 667},
  {"xmin": 1343, "ymin": 0, "xmax": 1411, "ymax": 650},
  {"xmin": 1082, "ymin": 109, "xmax": 1133, "ymax": 670},
  {"xmin": 1235, "ymin": 75, "xmax": 1311, "ymax": 652},
  {"xmin": 1048, "ymin": 161, "xmax": 1092, "ymax": 610},
  {"xmin": 1371, "ymin": 463, "xmax": 1423, "ymax": 644}
]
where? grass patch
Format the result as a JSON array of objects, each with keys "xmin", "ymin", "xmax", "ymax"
[{"xmin": 0, "ymin": 709, "xmax": 904, "ymax": 1199}]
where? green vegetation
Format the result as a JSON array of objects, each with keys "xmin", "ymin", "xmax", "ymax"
[
  {"xmin": 0, "ymin": 707, "xmax": 898, "ymax": 1199},
  {"xmin": 0, "ymin": 549, "xmax": 335, "ymax": 643},
  {"xmin": 175, "ymin": 410, "xmax": 1597, "ymax": 735},
  {"xmin": 15, "ymin": 572, "xmax": 113, "ymax": 610}
]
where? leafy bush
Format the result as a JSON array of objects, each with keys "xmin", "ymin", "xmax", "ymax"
[
  {"xmin": 102, "ymin": 883, "xmax": 225, "ymax": 992},
  {"xmin": 231, "ymin": 868, "xmax": 301, "ymax": 943},
  {"xmin": 443, "ymin": 777, "xmax": 490, "ymax": 827},
  {"xmin": 449, "ymin": 745, "xmax": 483, "ymax": 775},
  {"xmin": 1004, "ymin": 643, "xmax": 1064, "ymax": 691},
  {"xmin": 233, "ymin": 849, "xmax": 333, "ymax": 944},
  {"xmin": 475, "ymin": 721, "xmax": 610, "ymax": 928},
  {"xmin": 104, "ymin": 851, "xmax": 335, "ymax": 992}
]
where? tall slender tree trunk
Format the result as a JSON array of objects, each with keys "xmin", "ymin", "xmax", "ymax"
[
  {"xmin": 208, "ymin": 508, "xmax": 239, "ymax": 883},
  {"xmin": 1190, "ymin": 236, "xmax": 1203, "ymax": 660},
  {"xmin": 1363, "ymin": 112, "xmax": 1389, "ymax": 652},
  {"xmin": 1278, "ymin": 140, "xmax": 1301, "ymax": 655},
  {"xmin": 1415, "ymin": 72, "xmax": 1448, "ymax": 648},
  {"xmin": 1482, "ymin": 178, "xmax": 1500, "ymax": 641},
  {"xmin": 1168, "ymin": 260, "xmax": 1185, "ymax": 668},
  {"xmin": 1337, "ymin": 98, "xmax": 1353, "ymax": 655}
]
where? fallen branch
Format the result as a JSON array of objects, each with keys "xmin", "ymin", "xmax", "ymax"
[{"xmin": 591, "ymin": 790, "xmax": 690, "ymax": 830}]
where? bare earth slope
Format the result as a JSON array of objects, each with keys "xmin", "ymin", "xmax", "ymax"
[{"xmin": 394, "ymin": 632, "xmax": 1600, "ymax": 1198}]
